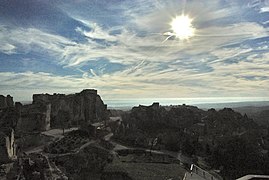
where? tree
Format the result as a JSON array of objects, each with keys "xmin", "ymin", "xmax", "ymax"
[
  {"xmin": 58, "ymin": 110, "xmax": 70, "ymax": 135},
  {"xmin": 181, "ymin": 139, "xmax": 195, "ymax": 156},
  {"xmin": 209, "ymin": 137, "xmax": 263, "ymax": 179}
]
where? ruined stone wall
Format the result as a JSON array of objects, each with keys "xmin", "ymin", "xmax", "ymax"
[
  {"xmin": 32, "ymin": 89, "xmax": 108, "ymax": 129},
  {"xmin": 0, "ymin": 107, "xmax": 20, "ymax": 130},
  {"xmin": 96, "ymin": 95, "xmax": 108, "ymax": 122},
  {"xmin": 0, "ymin": 95, "xmax": 52, "ymax": 135},
  {"xmin": 80, "ymin": 89, "xmax": 97, "ymax": 125},
  {"xmin": 16, "ymin": 103, "xmax": 51, "ymax": 133},
  {"xmin": 0, "ymin": 95, "xmax": 14, "ymax": 109}
]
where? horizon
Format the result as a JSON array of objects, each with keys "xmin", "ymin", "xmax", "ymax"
[
  {"xmin": 105, "ymin": 97, "xmax": 269, "ymax": 109},
  {"xmin": 8, "ymin": 92, "xmax": 269, "ymax": 109},
  {"xmin": 1, "ymin": 0, "xmax": 269, "ymax": 100},
  {"xmin": 2, "ymin": 90, "xmax": 269, "ymax": 103}
]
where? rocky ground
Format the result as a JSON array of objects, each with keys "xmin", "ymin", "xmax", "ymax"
[
  {"xmin": 1, "ymin": 127, "xmax": 189, "ymax": 180},
  {"xmin": 6, "ymin": 153, "xmax": 67, "ymax": 180}
]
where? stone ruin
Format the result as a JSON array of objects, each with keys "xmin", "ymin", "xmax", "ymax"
[
  {"xmin": 32, "ymin": 89, "xmax": 109, "ymax": 130},
  {"xmin": 16, "ymin": 103, "xmax": 51, "ymax": 133},
  {"xmin": 0, "ymin": 89, "xmax": 108, "ymax": 135},
  {"xmin": 0, "ymin": 95, "xmax": 14, "ymax": 109},
  {"xmin": 6, "ymin": 153, "xmax": 68, "ymax": 179}
]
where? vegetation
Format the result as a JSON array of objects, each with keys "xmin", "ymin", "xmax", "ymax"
[
  {"xmin": 113, "ymin": 104, "xmax": 269, "ymax": 178},
  {"xmin": 102, "ymin": 162, "xmax": 186, "ymax": 180},
  {"xmin": 208, "ymin": 136, "xmax": 269, "ymax": 179},
  {"xmin": 44, "ymin": 130, "xmax": 90, "ymax": 154}
]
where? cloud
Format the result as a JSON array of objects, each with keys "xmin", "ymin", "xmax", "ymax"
[
  {"xmin": 0, "ymin": 43, "xmax": 16, "ymax": 55},
  {"xmin": 0, "ymin": 0, "xmax": 269, "ymax": 100},
  {"xmin": 1, "ymin": 11, "xmax": 268, "ymax": 70},
  {"xmin": 75, "ymin": 23, "xmax": 117, "ymax": 42},
  {"xmin": 0, "ymin": 26, "xmax": 74, "ymax": 56},
  {"xmin": 260, "ymin": 7, "xmax": 269, "ymax": 13}
]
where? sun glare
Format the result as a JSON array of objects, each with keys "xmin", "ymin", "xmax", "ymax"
[{"xmin": 170, "ymin": 15, "xmax": 195, "ymax": 40}]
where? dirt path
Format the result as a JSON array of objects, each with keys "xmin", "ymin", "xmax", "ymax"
[
  {"xmin": 41, "ymin": 128, "xmax": 78, "ymax": 139},
  {"xmin": 104, "ymin": 132, "xmax": 192, "ymax": 164}
]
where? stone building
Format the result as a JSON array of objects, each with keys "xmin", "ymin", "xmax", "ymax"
[{"xmin": 0, "ymin": 128, "xmax": 16, "ymax": 164}]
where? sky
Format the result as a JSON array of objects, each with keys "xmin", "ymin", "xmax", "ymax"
[{"xmin": 0, "ymin": 0, "xmax": 269, "ymax": 101}]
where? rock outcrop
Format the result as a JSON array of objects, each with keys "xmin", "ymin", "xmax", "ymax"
[{"xmin": 32, "ymin": 89, "xmax": 108, "ymax": 129}]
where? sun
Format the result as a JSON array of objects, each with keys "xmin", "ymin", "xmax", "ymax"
[{"xmin": 170, "ymin": 14, "xmax": 195, "ymax": 40}]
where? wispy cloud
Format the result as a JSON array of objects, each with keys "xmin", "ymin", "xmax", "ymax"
[
  {"xmin": 0, "ymin": 43, "xmax": 16, "ymax": 55},
  {"xmin": 75, "ymin": 20, "xmax": 117, "ymax": 42},
  {"xmin": 0, "ymin": 0, "xmax": 269, "ymax": 100},
  {"xmin": 260, "ymin": 7, "xmax": 269, "ymax": 13}
]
